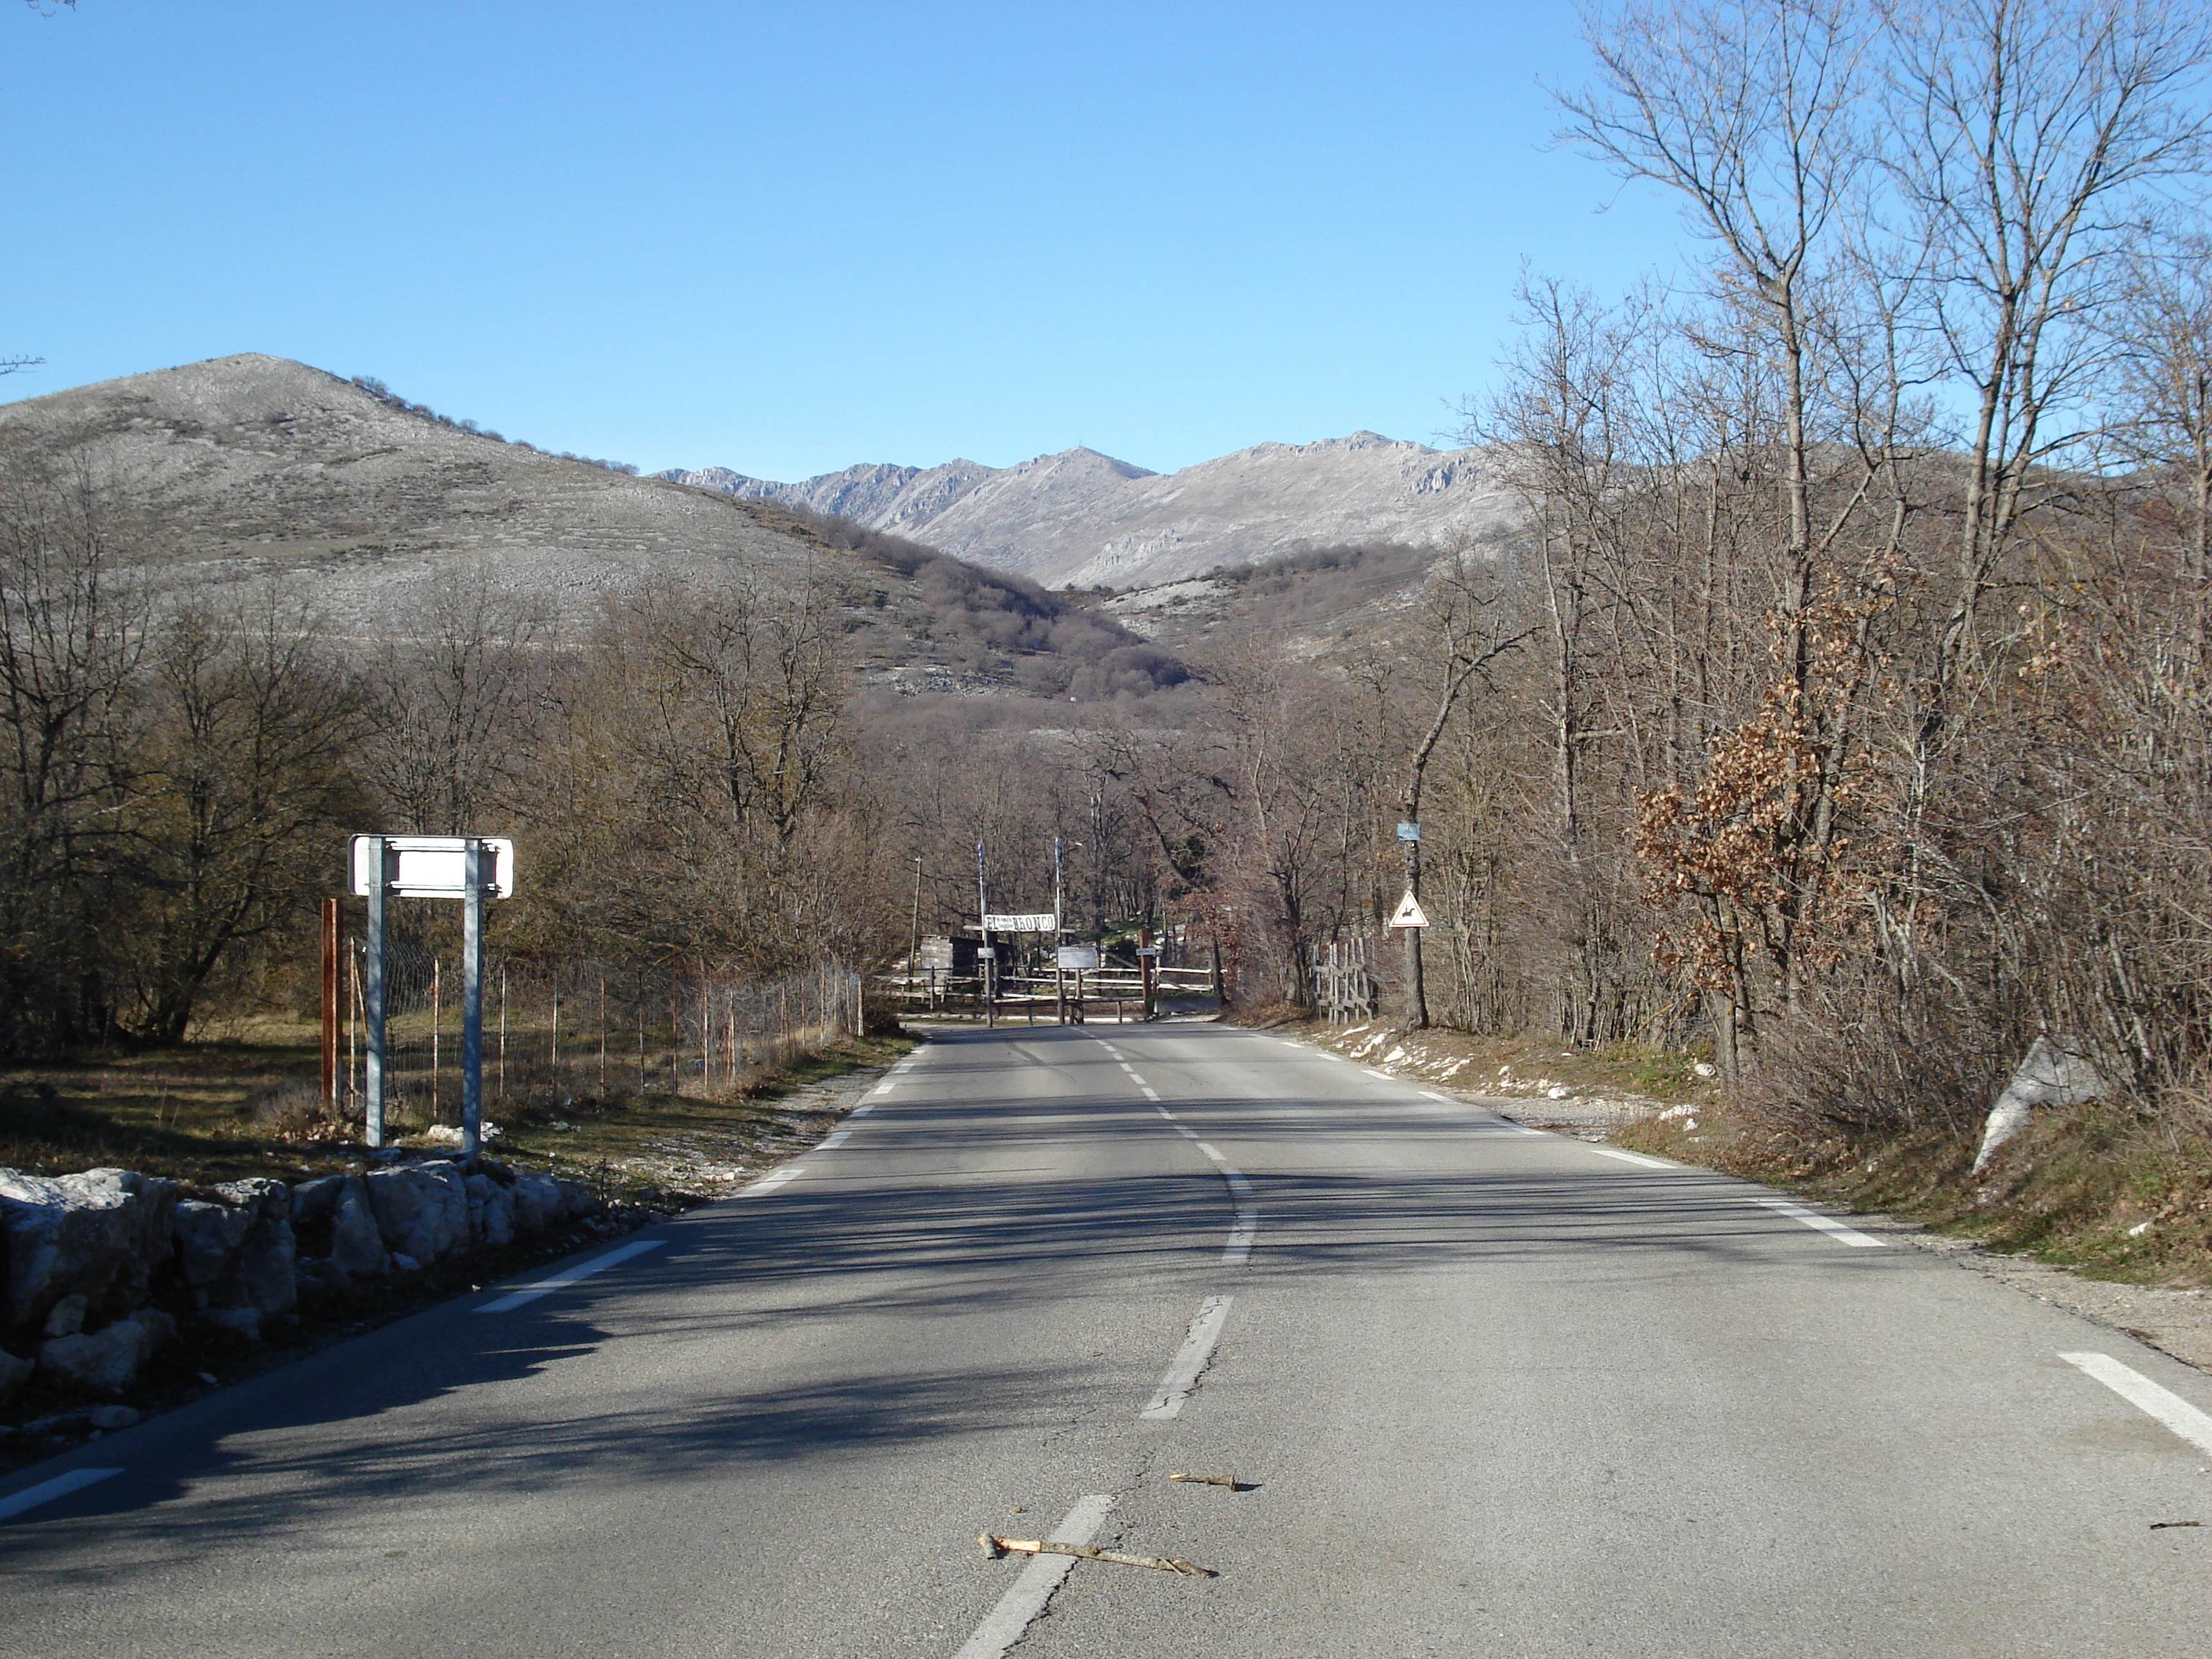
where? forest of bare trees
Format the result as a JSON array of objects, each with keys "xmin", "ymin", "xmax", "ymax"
[{"xmin": 4, "ymin": 0, "xmax": 2211, "ymax": 1165}]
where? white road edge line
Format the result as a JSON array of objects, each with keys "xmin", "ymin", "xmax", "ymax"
[
  {"xmin": 1141, "ymin": 1296, "xmax": 1235, "ymax": 1420},
  {"xmin": 1590, "ymin": 1147, "xmax": 1674, "ymax": 1170},
  {"xmin": 2062, "ymin": 1352, "xmax": 2212, "ymax": 1455},
  {"xmin": 1139, "ymin": 1087, "xmax": 1159, "ymax": 1100},
  {"xmin": 1194, "ymin": 1141, "xmax": 1226, "ymax": 1162},
  {"xmin": 819, "ymin": 1130, "xmax": 850, "ymax": 1148},
  {"xmin": 1362, "ymin": 1068, "xmax": 1392, "ymax": 1079},
  {"xmin": 0, "ymin": 1467, "xmax": 122, "ymax": 1524},
  {"xmin": 953, "ymin": 1493, "xmax": 1116, "ymax": 1659},
  {"xmin": 1419, "ymin": 1090, "xmax": 1452, "ymax": 1102},
  {"xmin": 476, "ymin": 1238, "xmax": 667, "ymax": 1313},
  {"xmin": 1748, "ymin": 1197, "xmax": 1884, "ymax": 1248},
  {"xmin": 739, "ymin": 1166, "xmax": 808, "ymax": 1196},
  {"xmin": 848, "ymin": 1102, "xmax": 873, "ymax": 1118}
]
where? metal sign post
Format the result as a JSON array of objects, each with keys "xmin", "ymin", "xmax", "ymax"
[
  {"xmin": 364, "ymin": 836, "xmax": 387, "ymax": 1148},
  {"xmin": 349, "ymin": 834, "xmax": 514, "ymax": 1160},
  {"xmin": 461, "ymin": 837, "xmax": 485, "ymax": 1161}
]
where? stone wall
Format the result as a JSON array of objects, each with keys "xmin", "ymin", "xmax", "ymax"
[{"xmin": 0, "ymin": 1154, "xmax": 616, "ymax": 1407}]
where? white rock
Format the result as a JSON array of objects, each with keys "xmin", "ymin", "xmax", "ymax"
[
  {"xmin": 1972, "ymin": 1037, "xmax": 2105, "ymax": 1174},
  {"xmin": 366, "ymin": 1164, "xmax": 469, "ymax": 1264},
  {"xmin": 0, "ymin": 1167, "xmax": 177, "ymax": 1332},
  {"xmin": 326, "ymin": 1176, "xmax": 390, "ymax": 1279},
  {"xmin": 0, "ymin": 1344, "xmax": 32, "ymax": 1405},
  {"xmin": 511, "ymin": 1172, "xmax": 562, "ymax": 1236},
  {"xmin": 37, "ymin": 1309, "xmax": 176, "ymax": 1395},
  {"xmin": 172, "ymin": 1197, "xmax": 256, "ymax": 1287},
  {"xmin": 202, "ymin": 1306, "xmax": 261, "ymax": 1343},
  {"xmin": 207, "ymin": 1184, "xmax": 297, "ymax": 1318},
  {"xmin": 464, "ymin": 1173, "xmax": 516, "ymax": 1249}
]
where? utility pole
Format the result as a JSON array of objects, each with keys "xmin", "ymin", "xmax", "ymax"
[
  {"xmin": 1053, "ymin": 836, "xmax": 1066, "ymax": 1024},
  {"xmin": 909, "ymin": 856, "xmax": 923, "ymax": 1003},
  {"xmin": 1398, "ymin": 811, "xmax": 1426, "ymax": 1030},
  {"xmin": 976, "ymin": 839, "xmax": 995, "ymax": 1028}
]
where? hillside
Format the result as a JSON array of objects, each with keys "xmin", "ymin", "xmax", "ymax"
[
  {"xmin": 663, "ymin": 430, "xmax": 1528, "ymax": 591},
  {"xmin": 0, "ymin": 354, "xmax": 1180, "ymax": 698}
]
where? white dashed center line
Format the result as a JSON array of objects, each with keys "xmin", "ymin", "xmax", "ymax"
[
  {"xmin": 954, "ymin": 1493, "xmax": 1116, "ymax": 1659},
  {"xmin": 1141, "ymin": 1296, "xmax": 1235, "ymax": 1420}
]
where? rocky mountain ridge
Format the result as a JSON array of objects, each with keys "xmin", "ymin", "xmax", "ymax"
[
  {"xmin": 664, "ymin": 429, "xmax": 1527, "ymax": 591},
  {"xmin": 0, "ymin": 354, "xmax": 1184, "ymax": 699}
]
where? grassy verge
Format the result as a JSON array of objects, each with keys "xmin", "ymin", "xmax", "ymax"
[{"xmin": 0, "ymin": 1027, "xmax": 915, "ymax": 1202}]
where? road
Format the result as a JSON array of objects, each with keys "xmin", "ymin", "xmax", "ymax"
[{"xmin": 4, "ymin": 1023, "xmax": 2210, "ymax": 1657}]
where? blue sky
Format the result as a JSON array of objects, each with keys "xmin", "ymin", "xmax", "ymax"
[{"xmin": 1, "ymin": 1, "xmax": 1688, "ymax": 480}]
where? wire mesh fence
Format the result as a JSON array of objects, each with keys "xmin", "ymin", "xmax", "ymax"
[{"xmin": 337, "ymin": 940, "xmax": 863, "ymax": 1129}]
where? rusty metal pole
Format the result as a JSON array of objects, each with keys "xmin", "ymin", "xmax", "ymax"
[{"xmin": 319, "ymin": 896, "xmax": 340, "ymax": 1107}]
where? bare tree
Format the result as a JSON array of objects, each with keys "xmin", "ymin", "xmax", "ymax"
[
  {"xmin": 1395, "ymin": 546, "xmax": 1529, "ymax": 1029},
  {"xmin": 1880, "ymin": 0, "xmax": 2212, "ymax": 660},
  {"xmin": 0, "ymin": 451, "xmax": 143, "ymax": 1053},
  {"xmin": 357, "ymin": 565, "xmax": 551, "ymax": 834},
  {"xmin": 117, "ymin": 589, "xmax": 365, "ymax": 1041}
]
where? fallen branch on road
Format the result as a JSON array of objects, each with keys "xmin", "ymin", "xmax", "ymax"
[
  {"xmin": 979, "ymin": 1533, "xmax": 1213, "ymax": 1576},
  {"xmin": 1167, "ymin": 1470, "xmax": 1244, "ymax": 1490}
]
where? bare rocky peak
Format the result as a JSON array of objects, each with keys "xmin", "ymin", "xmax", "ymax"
[
  {"xmin": 0, "ymin": 353, "xmax": 824, "ymax": 632},
  {"xmin": 665, "ymin": 428, "xmax": 1524, "ymax": 590}
]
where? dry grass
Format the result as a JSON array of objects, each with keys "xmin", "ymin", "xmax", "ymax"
[{"xmin": 0, "ymin": 1030, "xmax": 913, "ymax": 1198}]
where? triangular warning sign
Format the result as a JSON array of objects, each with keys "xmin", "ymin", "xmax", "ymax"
[{"xmin": 1387, "ymin": 889, "xmax": 1429, "ymax": 929}]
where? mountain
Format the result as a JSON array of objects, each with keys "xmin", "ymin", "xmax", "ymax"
[
  {"xmin": 0, "ymin": 354, "xmax": 1183, "ymax": 699},
  {"xmin": 0, "ymin": 353, "xmax": 827, "ymax": 626},
  {"xmin": 662, "ymin": 430, "xmax": 1525, "ymax": 591}
]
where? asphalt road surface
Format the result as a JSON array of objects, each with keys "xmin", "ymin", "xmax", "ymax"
[{"xmin": 5, "ymin": 1024, "xmax": 2211, "ymax": 1657}]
